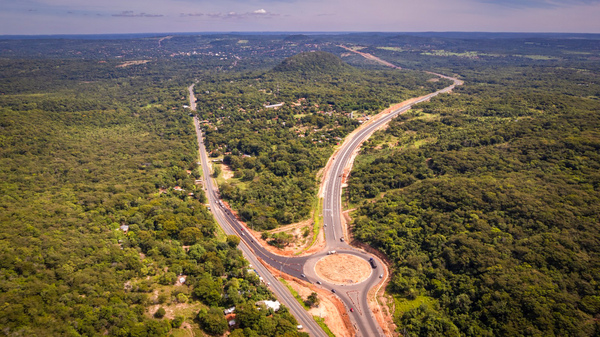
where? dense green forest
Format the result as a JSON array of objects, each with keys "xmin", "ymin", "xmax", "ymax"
[
  {"xmin": 2, "ymin": 32, "xmax": 600, "ymax": 337},
  {"xmin": 196, "ymin": 51, "xmax": 448, "ymax": 230},
  {"xmin": 349, "ymin": 57, "xmax": 600, "ymax": 335},
  {"xmin": 0, "ymin": 55, "xmax": 308, "ymax": 336}
]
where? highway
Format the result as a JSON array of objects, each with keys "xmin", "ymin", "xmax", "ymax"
[
  {"xmin": 319, "ymin": 75, "xmax": 463, "ymax": 336},
  {"xmin": 190, "ymin": 85, "xmax": 327, "ymax": 337},
  {"xmin": 190, "ymin": 71, "xmax": 462, "ymax": 336}
]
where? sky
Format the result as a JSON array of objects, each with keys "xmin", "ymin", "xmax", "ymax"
[{"xmin": 1, "ymin": 0, "xmax": 600, "ymax": 35}]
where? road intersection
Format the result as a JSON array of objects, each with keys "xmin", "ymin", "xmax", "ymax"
[{"xmin": 191, "ymin": 70, "xmax": 462, "ymax": 336}]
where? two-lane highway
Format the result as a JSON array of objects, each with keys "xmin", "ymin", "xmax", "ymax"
[
  {"xmin": 193, "ymin": 115, "xmax": 327, "ymax": 337},
  {"xmin": 319, "ymin": 74, "xmax": 462, "ymax": 336},
  {"xmin": 190, "ymin": 71, "xmax": 462, "ymax": 336}
]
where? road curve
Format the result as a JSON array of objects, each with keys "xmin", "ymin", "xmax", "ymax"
[
  {"xmin": 320, "ymin": 75, "xmax": 463, "ymax": 336},
  {"xmin": 190, "ymin": 71, "xmax": 462, "ymax": 336},
  {"xmin": 190, "ymin": 85, "xmax": 327, "ymax": 337}
]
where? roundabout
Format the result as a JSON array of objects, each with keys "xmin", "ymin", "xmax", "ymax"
[{"xmin": 315, "ymin": 254, "xmax": 372, "ymax": 285}]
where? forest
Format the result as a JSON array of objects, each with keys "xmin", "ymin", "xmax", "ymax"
[
  {"xmin": 1, "ymin": 32, "xmax": 599, "ymax": 336},
  {"xmin": 348, "ymin": 47, "xmax": 600, "ymax": 336},
  {"xmin": 196, "ymin": 51, "xmax": 448, "ymax": 230},
  {"xmin": 0, "ymin": 48, "xmax": 310, "ymax": 336}
]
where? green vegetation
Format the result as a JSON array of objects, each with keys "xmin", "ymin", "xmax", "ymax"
[
  {"xmin": 2, "ymin": 32, "xmax": 600, "ymax": 337},
  {"xmin": 313, "ymin": 316, "xmax": 336, "ymax": 337},
  {"xmin": 279, "ymin": 278, "xmax": 310, "ymax": 310},
  {"xmin": 273, "ymin": 51, "xmax": 352, "ymax": 74},
  {"xmin": 198, "ymin": 52, "xmax": 448, "ymax": 230},
  {"xmin": 0, "ymin": 44, "xmax": 315, "ymax": 336},
  {"xmin": 349, "ymin": 61, "xmax": 600, "ymax": 336}
]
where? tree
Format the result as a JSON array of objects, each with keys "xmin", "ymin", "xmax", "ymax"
[
  {"xmin": 198, "ymin": 308, "xmax": 228, "ymax": 335},
  {"xmin": 212, "ymin": 165, "xmax": 221, "ymax": 178},
  {"xmin": 306, "ymin": 292, "xmax": 320, "ymax": 307},
  {"xmin": 179, "ymin": 227, "xmax": 203, "ymax": 245},
  {"xmin": 172, "ymin": 316, "xmax": 184, "ymax": 328},
  {"xmin": 154, "ymin": 307, "xmax": 166, "ymax": 319},
  {"xmin": 227, "ymin": 234, "xmax": 241, "ymax": 248}
]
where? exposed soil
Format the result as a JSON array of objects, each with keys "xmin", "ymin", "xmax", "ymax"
[
  {"xmin": 239, "ymin": 214, "xmax": 326, "ymax": 257},
  {"xmin": 339, "ymin": 45, "xmax": 401, "ymax": 69},
  {"xmin": 268, "ymin": 264, "xmax": 355, "ymax": 337},
  {"xmin": 116, "ymin": 60, "xmax": 150, "ymax": 68},
  {"xmin": 315, "ymin": 254, "xmax": 372, "ymax": 285},
  {"xmin": 220, "ymin": 163, "xmax": 234, "ymax": 180}
]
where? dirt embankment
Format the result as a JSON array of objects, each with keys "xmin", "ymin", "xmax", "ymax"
[{"xmin": 262, "ymin": 261, "xmax": 355, "ymax": 337}]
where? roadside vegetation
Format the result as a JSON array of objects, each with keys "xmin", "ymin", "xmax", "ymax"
[
  {"xmin": 197, "ymin": 51, "xmax": 448, "ymax": 231},
  {"xmin": 348, "ymin": 47, "xmax": 600, "ymax": 336},
  {"xmin": 0, "ymin": 52, "xmax": 309, "ymax": 336}
]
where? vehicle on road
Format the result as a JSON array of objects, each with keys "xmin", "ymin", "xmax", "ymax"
[
  {"xmin": 379, "ymin": 274, "xmax": 383, "ymax": 278},
  {"xmin": 332, "ymin": 289, "xmax": 336, "ymax": 293},
  {"xmin": 301, "ymin": 274, "xmax": 306, "ymax": 278},
  {"xmin": 369, "ymin": 257, "xmax": 377, "ymax": 269},
  {"xmin": 340, "ymin": 237, "xmax": 344, "ymax": 242},
  {"xmin": 350, "ymin": 308, "xmax": 354, "ymax": 312},
  {"xmin": 316, "ymin": 281, "xmax": 322, "ymax": 285},
  {"xmin": 327, "ymin": 250, "xmax": 336, "ymax": 255}
]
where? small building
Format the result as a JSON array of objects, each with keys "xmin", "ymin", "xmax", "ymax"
[
  {"xmin": 119, "ymin": 224, "xmax": 129, "ymax": 232},
  {"xmin": 264, "ymin": 102, "xmax": 284, "ymax": 109},
  {"xmin": 223, "ymin": 307, "xmax": 236, "ymax": 315},
  {"xmin": 256, "ymin": 300, "xmax": 281, "ymax": 312},
  {"xmin": 173, "ymin": 186, "xmax": 184, "ymax": 191}
]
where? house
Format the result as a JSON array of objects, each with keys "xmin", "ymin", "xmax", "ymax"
[
  {"xmin": 119, "ymin": 224, "xmax": 129, "ymax": 232},
  {"xmin": 173, "ymin": 186, "xmax": 184, "ymax": 191},
  {"xmin": 256, "ymin": 300, "xmax": 281, "ymax": 312},
  {"xmin": 264, "ymin": 102, "xmax": 284, "ymax": 109},
  {"xmin": 223, "ymin": 307, "xmax": 236, "ymax": 315}
]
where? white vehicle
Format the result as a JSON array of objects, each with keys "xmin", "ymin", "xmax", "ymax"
[{"xmin": 296, "ymin": 325, "xmax": 303, "ymax": 330}]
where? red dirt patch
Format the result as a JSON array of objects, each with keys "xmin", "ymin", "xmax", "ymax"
[{"xmin": 315, "ymin": 254, "xmax": 372, "ymax": 285}]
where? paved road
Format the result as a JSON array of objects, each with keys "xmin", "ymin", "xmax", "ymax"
[
  {"xmin": 319, "ymin": 75, "xmax": 463, "ymax": 336},
  {"xmin": 190, "ymin": 72, "xmax": 462, "ymax": 336},
  {"xmin": 190, "ymin": 85, "xmax": 327, "ymax": 337}
]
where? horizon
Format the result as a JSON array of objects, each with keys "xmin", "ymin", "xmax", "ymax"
[
  {"xmin": 3, "ymin": 31, "xmax": 600, "ymax": 39},
  {"xmin": 1, "ymin": 0, "xmax": 600, "ymax": 35}
]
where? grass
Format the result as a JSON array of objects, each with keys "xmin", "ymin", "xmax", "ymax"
[
  {"xmin": 279, "ymin": 278, "xmax": 310, "ymax": 310},
  {"xmin": 377, "ymin": 46, "xmax": 405, "ymax": 52},
  {"xmin": 306, "ymin": 197, "xmax": 324, "ymax": 251},
  {"xmin": 393, "ymin": 295, "xmax": 437, "ymax": 319},
  {"xmin": 313, "ymin": 316, "xmax": 336, "ymax": 337},
  {"xmin": 277, "ymin": 279, "xmax": 337, "ymax": 336},
  {"xmin": 517, "ymin": 54, "xmax": 558, "ymax": 60}
]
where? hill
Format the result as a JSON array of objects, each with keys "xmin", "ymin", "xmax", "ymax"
[{"xmin": 273, "ymin": 51, "xmax": 352, "ymax": 74}]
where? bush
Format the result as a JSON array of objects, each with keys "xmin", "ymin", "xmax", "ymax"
[{"xmin": 154, "ymin": 307, "xmax": 166, "ymax": 319}]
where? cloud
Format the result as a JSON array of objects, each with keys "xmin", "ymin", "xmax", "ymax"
[
  {"xmin": 112, "ymin": 11, "xmax": 164, "ymax": 17},
  {"xmin": 204, "ymin": 9, "xmax": 280, "ymax": 19},
  {"xmin": 479, "ymin": 0, "xmax": 600, "ymax": 8},
  {"xmin": 180, "ymin": 12, "xmax": 204, "ymax": 17}
]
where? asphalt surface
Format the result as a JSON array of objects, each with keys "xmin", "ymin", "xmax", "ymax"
[
  {"xmin": 319, "ymin": 75, "xmax": 463, "ymax": 336},
  {"xmin": 190, "ymin": 84, "xmax": 327, "ymax": 337},
  {"xmin": 190, "ymin": 74, "xmax": 462, "ymax": 336}
]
